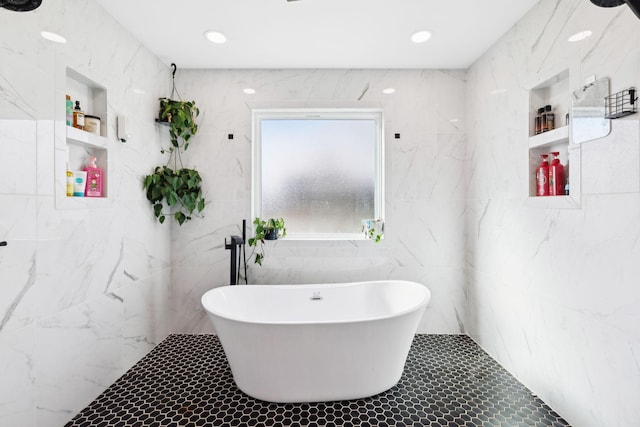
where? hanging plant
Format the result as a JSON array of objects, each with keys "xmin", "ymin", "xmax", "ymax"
[
  {"xmin": 143, "ymin": 63, "xmax": 205, "ymax": 225},
  {"xmin": 157, "ymin": 97, "xmax": 199, "ymax": 151}
]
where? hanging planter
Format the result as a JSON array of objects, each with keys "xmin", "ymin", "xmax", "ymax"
[
  {"xmin": 143, "ymin": 63, "xmax": 205, "ymax": 225},
  {"xmin": 157, "ymin": 98, "xmax": 199, "ymax": 151}
]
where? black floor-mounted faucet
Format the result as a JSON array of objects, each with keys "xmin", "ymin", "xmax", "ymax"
[{"xmin": 224, "ymin": 220, "xmax": 248, "ymax": 285}]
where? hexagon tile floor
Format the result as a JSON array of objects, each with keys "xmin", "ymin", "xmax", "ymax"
[{"xmin": 65, "ymin": 334, "xmax": 570, "ymax": 426}]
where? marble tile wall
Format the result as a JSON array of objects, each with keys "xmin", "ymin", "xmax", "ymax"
[
  {"xmin": 171, "ymin": 69, "xmax": 468, "ymax": 335},
  {"xmin": 4, "ymin": 1, "xmax": 637, "ymax": 426},
  {"xmin": 466, "ymin": 0, "xmax": 640, "ymax": 426},
  {"xmin": 0, "ymin": 1, "xmax": 172, "ymax": 426}
]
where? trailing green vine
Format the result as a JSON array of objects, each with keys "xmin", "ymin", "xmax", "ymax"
[
  {"xmin": 248, "ymin": 217, "xmax": 286, "ymax": 265},
  {"xmin": 143, "ymin": 97, "xmax": 205, "ymax": 225}
]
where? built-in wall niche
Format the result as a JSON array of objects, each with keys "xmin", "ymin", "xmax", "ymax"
[
  {"xmin": 529, "ymin": 69, "xmax": 570, "ymax": 137},
  {"xmin": 527, "ymin": 69, "xmax": 581, "ymax": 208},
  {"xmin": 66, "ymin": 127, "xmax": 108, "ymax": 197},
  {"xmin": 66, "ymin": 68, "xmax": 108, "ymax": 137},
  {"xmin": 54, "ymin": 65, "xmax": 112, "ymax": 209}
]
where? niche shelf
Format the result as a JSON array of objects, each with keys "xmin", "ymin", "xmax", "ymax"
[
  {"xmin": 54, "ymin": 65, "xmax": 111, "ymax": 209},
  {"xmin": 527, "ymin": 70, "xmax": 581, "ymax": 208}
]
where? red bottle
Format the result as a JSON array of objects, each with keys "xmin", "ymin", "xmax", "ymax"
[
  {"xmin": 549, "ymin": 151, "xmax": 564, "ymax": 196},
  {"xmin": 536, "ymin": 154, "xmax": 549, "ymax": 196}
]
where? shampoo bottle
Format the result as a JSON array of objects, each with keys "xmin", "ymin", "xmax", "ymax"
[
  {"xmin": 549, "ymin": 151, "xmax": 564, "ymax": 196},
  {"xmin": 66, "ymin": 162, "xmax": 74, "ymax": 197},
  {"xmin": 84, "ymin": 156, "xmax": 103, "ymax": 197},
  {"xmin": 536, "ymin": 154, "xmax": 549, "ymax": 196}
]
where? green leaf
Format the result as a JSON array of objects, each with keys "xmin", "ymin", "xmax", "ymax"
[
  {"xmin": 151, "ymin": 186, "xmax": 163, "ymax": 200},
  {"xmin": 183, "ymin": 197, "xmax": 195, "ymax": 213},
  {"xmin": 167, "ymin": 191, "xmax": 179, "ymax": 206},
  {"xmin": 153, "ymin": 203, "xmax": 163, "ymax": 217},
  {"xmin": 175, "ymin": 211, "xmax": 185, "ymax": 225},
  {"xmin": 159, "ymin": 215, "xmax": 165, "ymax": 224},
  {"xmin": 197, "ymin": 198, "xmax": 205, "ymax": 212},
  {"xmin": 171, "ymin": 176, "xmax": 180, "ymax": 191}
]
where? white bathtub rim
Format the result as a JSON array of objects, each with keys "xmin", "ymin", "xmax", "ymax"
[{"xmin": 201, "ymin": 280, "xmax": 431, "ymax": 326}]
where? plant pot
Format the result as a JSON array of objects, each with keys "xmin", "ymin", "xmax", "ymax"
[
  {"xmin": 157, "ymin": 98, "xmax": 176, "ymax": 123},
  {"xmin": 264, "ymin": 228, "xmax": 278, "ymax": 240},
  {"xmin": 158, "ymin": 99, "xmax": 168, "ymax": 122}
]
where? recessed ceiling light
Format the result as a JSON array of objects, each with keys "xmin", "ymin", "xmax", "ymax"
[
  {"xmin": 568, "ymin": 30, "xmax": 592, "ymax": 42},
  {"xmin": 382, "ymin": 88, "xmax": 396, "ymax": 94},
  {"xmin": 40, "ymin": 31, "xmax": 66, "ymax": 44},
  {"xmin": 204, "ymin": 30, "xmax": 227, "ymax": 44},
  {"xmin": 411, "ymin": 30, "xmax": 432, "ymax": 44},
  {"xmin": 490, "ymin": 88, "xmax": 507, "ymax": 95},
  {"xmin": 132, "ymin": 88, "xmax": 146, "ymax": 95},
  {"xmin": 243, "ymin": 88, "xmax": 256, "ymax": 94},
  {"xmin": 449, "ymin": 118, "xmax": 460, "ymax": 123}
]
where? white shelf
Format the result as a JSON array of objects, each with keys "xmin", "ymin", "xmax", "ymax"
[
  {"xmin": 525, "ymin": 194, "xmax": 579, "ymax": 209},
  {"xmin": 528, "ymin": 126, "xmax": 569, "ymax": 149},
  {"xmin": 66, "ymin": 125, "xmax": 108, "ymax": 148}
]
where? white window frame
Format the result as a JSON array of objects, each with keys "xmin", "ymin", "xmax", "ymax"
[{"xmin": 251, "ymin": 108, "xmax": 385, "ymax": 240}]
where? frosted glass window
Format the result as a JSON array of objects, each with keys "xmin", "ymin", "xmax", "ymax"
[{"xmin": 252, "ymin": 109, "xmax": 384, "ymax": 239}]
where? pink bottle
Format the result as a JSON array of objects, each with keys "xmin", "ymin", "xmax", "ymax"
[{"xmin": 84, "ymin": 156, "xmax": 103, "ymax": 197}]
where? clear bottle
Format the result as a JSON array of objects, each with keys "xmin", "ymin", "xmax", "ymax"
[
  {"xmin": 541, "ymin": 107, "xmax": 548, "ymax": 133},
  {"xmin": 544, "ymin": 105, "xmax": 554, "ymax": 132},
  {"xmin": 73, "ymin": 100, "xmax": 85, "ymax": 130},
  {"xmin": 535, "ymin": 107, "xmax": 544, "ymax": 135}
]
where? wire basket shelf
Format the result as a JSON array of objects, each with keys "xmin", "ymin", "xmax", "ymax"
[{"xmin": 604, "ymin": 87, "xmax": 637, "ymax": 119}]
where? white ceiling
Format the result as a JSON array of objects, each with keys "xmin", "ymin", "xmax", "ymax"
[{"xmin": 96, "ymin": 0, "xmax": 539, "ymax": 70}]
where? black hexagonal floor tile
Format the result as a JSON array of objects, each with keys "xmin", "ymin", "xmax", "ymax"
[{"xmin": 65, "ymin": 335, "xmax": 570, "ymax": 426}]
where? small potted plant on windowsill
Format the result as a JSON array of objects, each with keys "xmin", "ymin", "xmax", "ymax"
[
  {"xmin": 362, "ymin": 218, "xmax": 384, "ymax": 243},
  {"xmin": 248, "ymin": 217, "xmax": 286, "ymax": 265}
]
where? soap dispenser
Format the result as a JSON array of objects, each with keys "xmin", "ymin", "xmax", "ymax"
[{"xmin": 84, "ymin": 156, "xmax": 103, "ymax": 197}]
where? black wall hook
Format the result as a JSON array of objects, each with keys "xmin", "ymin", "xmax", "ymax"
[
  {"xmin": 0, "ymin": 241, "xmax": 7, "ymax": 247},
  {"xmin": 169, "ymin": 63, "xmax": 180, "ymax": 99}
]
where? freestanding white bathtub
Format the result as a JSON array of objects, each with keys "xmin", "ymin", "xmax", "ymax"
[{"xmin": 201, "ymin": 280, "xmax": 431, "ymax": 403}]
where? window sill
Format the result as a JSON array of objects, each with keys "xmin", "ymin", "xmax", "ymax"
[{"xmin": 277, "ymin": 233, "xmax": 367, "ymax": 241}]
